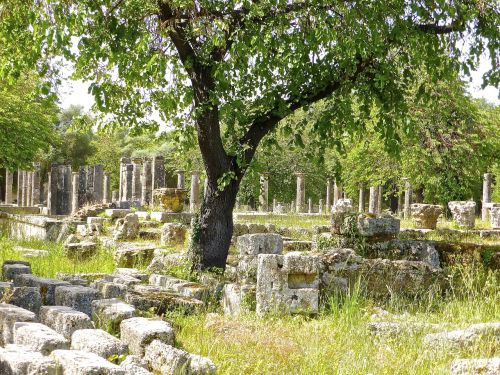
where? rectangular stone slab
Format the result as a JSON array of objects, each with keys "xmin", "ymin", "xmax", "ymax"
[
  {"xmin": 40, "ymin": 305, "xmax": 93, "ymax": 340},
  {"xmin": 13, "ymin": 322, "xmax": 69, "ymax": 355},
  {"xmin": 50, "ymin": 349, "xmax": 125, "ymax": 375},
  {"xmin": 0, "ymin": 303, "xmax": 36, "ymax": 346}
]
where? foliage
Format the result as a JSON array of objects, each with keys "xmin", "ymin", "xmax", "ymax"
[{"xmin": 0, "ymin": 77, "xmax": 58, "ymax": 170}]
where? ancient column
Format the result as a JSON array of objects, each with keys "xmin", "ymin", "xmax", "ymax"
[
  {"xmin": 333, "ymin": 181, "xmax": 343, "ymax": 206},
  {"xmin": 103, "ymin": 172, "xmax": 111, "ymax": 204},
  {"xmin": 131, "ymin": 158, "xmax": 142, "ymax": 202},
  {"xmin": 482, "ymin": 172, "xmax": 492, "ymax": 221},
  {"xmin": 295, "ymin": 173, "xmax": 305, "ymax": 213},
  {"xmin": 308, "ymin": 198, "xmax": 313, "ymax": 213},
  {"xmin": 125, "ymin": 164, "xmax": 133, "ymax": 201},
  {"xmin": 119, "ymin": 157, "xmax": 131, "ymax": 201},
  {"xmin": 112, "ymin": 190, "xmax": 119, "ymax": 203},
  {"xmin": 273, "ymin": 198, "xmax": 277, "ymax": 212},
  {"xmin": 259, "ymin": 172, "xmax": 269, "ymax": 212},
  {"xmin": 78, "ymin": 166, "xmax": 87, "ymax": 206},
  {"xmin": 151, "ymin": 156, "xmax": 165, "ymax": 192},
  {"xmin": 176, "ymin": 170, "xmax": 185, "ymax": 189},
  {"xmin": 31, "ymin": 165, "xmax": 41, "ymax": 206},
  {"xmin": 291, "ymin": 200, "xmax": 295, "ymax": 213},
  {"xmin": 377, "ymin": 185, "xmax": 383, "ymax": 214},
  {"xmin": 5, "ymin": 170, "xmax": 13, "ymax": 204},
  {"xmin": 17, "ymin": 170, "xmax": 24, "ymax": 205},
  {"xmin": 141, "ymin": 158, "xmax": 152, "ymax": 206},
  {"xmin": 92, "ymin": 165, "xmax": 104, "ymax": 203},
  {"xmin": 189, "ymin": 171, "xmax": 201, "ymax": 212},
  {"xmin": 326, "ymin": 178, "xmax": 332, "ymax": 212},
  {"xmin": 368, "ymin": 186, "xmax": 378, "ymax": 214},
  {"xmin": 358, "ymin": 187, "xmax": 365, "ymax": 213},
  {"xmin": 48, "ymin": 164, "xmax": 72, "ymax": 215},
  {"xmin": 403, "ymin": 178, "xmax": 412, "ymax": 220},
  {"xmin": 22, "ymin": 171, "xmax": 29, "ymax": 206},
  {"xmin": 319, "ymin": 199, "xmax": 324, "ymax": 214},
  {"xmin": 71, "ymin": 172, "xmax": 79, "ymax": 213}
]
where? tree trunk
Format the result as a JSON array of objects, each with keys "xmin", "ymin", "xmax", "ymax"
[{"xmin": 197, "ymin": 176, "xmax": 240, "ymax": 269}]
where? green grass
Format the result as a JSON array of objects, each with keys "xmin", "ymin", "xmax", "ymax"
[
  {"xmin": 172, "ymin": 266, "xmax": 499, "ymax": 375},
  {"xmin": 0, "ymin": 237, "xmax": 116, "ymax": 278}
]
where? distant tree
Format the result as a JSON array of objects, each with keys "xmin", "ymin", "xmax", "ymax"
[{"xmin": 0, "ymin": 77, "xmax": 58, "ymax": 170}]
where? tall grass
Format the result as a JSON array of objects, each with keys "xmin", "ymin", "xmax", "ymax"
[{"xmin": 0, "ymin": 237, "xmax": 115, "ymax": 278}]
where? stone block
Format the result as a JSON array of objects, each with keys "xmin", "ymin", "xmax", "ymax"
[
  {"xmin": 71, "ymin": 328, "xmax": 127, "ymax": 359},
  {"xmin": 92, "ymin": 280, "xmax": 128, "ymax": 299},
  {"xmin": 13, "ymin": 273, "xmax": 70, "ymax": 305},
  {"xmin": 114, "ymin": 268, "xmax": 149, "ymax": 282},
  {"xmin": 113, "ymin": 242, "xmax": 156, "ymax": 268},
  {"xmin": 13, "ymin": 246, "xmax": 49, "ymax": 258},
  {"xmin": 40, "ymin": 305, "xmax": 94, "ymax": 340},
  {"xmin": 104, "ymin": 209, "xmax": 131, "ymax": 219},
  {"xmin": 149, "ymin": 274, "xmax": 208, "ymax": 300},
  {"xmin": 92, "ymin": 298, "xmax": 136, "ymax": 332},
  {"xmin": 283, "ymin": 240, "xmax": 312, "ymax": 252},
  {"xmin": 103, "ymin": 273, "xmax": 142, "ymax": 286},
  {"xmin": 411, "ymin": 204, "xmax": 443, "ymax": 229},
  {"xmin": 13, "ymin": 322, "xmax": 69, "ymax": 355},
  {"xmin": 3, "ymin": 261, "xmax": 31, "ymax": 281},
  {"xmin": 256, "ymin": 253, "xmax": 319, "ymax": 315},
  {"xmin": 357, "ymin": 214, "xmax": 400, "ymax": 240},
  {"xmin": 0, "ymin": 344, "xmax": 58, "ymax": 375},
  {"xmin": 491, "ymin": 207, "xmax": 500, "ymax": 229},
  {"xmin": 63, "ymin": 241, "xmax": 98, "ymax": 260},
  {"xmin": 50, "ymin": 349, "xmax": 125, "ymax": 374},
  {"xmin": 144, "ymin": 340, "xmax": 190, "ymax": 375},
  {"xmin": 113, "ymin": 213, "xmax": 140, "ymax": 240},
  {"xmin": 451, "ymin": 357, "xmax": 500, "ymax": 375},
  {"xmin": 150, "ymin": 211, "xmax": 194, "ymax": 224},
  {"xmin": 87, "ymin": 216, "xmax": 106, "ymax": 225},
  {"xmin": 222, "ymin": 283, "xmax": 256, "ymax": 315},
  {"xmin": 0, "ymin": 303, "xmax": 37, "ymax": 345},
  {"xmin": 189, "ymin": 354, "xmax": 217, "ymax": 375},
  {"xmin": 125, "ymin": 289, "xmax": 203, "ymax": 315},
  {"xmin": 120, "ymin": 355, "xmax": 152, "ymax": 375},
  {"xmin": 120, "ymin": 317, "xmax": 175, "ymax": 356},
  {"xmin": 237, "ymin": 233, "xmax": 283, "ymax": 256},
  {"xmin": 54, "ymin": 285, "xmax": 101, "ymax": 317},
  {"xmin": 448, "ymin": 201, "xmax": 476, "ymax": 229},
  {"xmin": 10, "ymin": 286, "xmax": 42, "ymax": 314},
  {"xmin": 160, "ymin": 223, "xmax": 187, "ymax": 245},
  {"xmin": 423, "ymin": 322, "xmax": 500, "ymax": 350}
]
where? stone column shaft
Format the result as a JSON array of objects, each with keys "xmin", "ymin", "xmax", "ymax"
[
  {"xmin": 377, "ymin": 185, "xmax": 383, "ymax": 214},
  {"xmin": 358, "ymin": 188, "xmax": 365, "ymax": 213},
  {"xmin": 482, "ymin": 173, "xmax": 492, "ymax": 221},
  {"xmin": 308, "ymin": 197, "xmax": 313, "ymax": 213},
  {"xmin": 151, "ymin": 156, "xmax": 165, "ymax": 192},
  {"xmin": 5, "ymin": 170, "xmax": 13, "ymax": 204},
  {"xmin": 295, "ymin": 173, "xmax": 305, "ymax": 213},
  {"xmin": 404, "ymin": 179, "xmax": 412, "ymax": 220},
  {"xmin": 176, "ymin": 170, "xmax": 185, "ymax": 190},
  {"xmin": 326, "ymin": 179, "xmax": 332, "ymax": 212},
  {"xmin": 131, "ymin": 158, "xmax": 142, "ymax": 202},
  {"xmin": 71, "ymin": 172, "xmax": 79, "ymax": 213},
  {"xmin": 125, "ymin": 164, "xmax": 133, "ymax": 201},
  {"xmin": 368, "ymin": 186, "xmax": 378, "ymax": 214},
  {"xmin": 190, "ymin": 171, "xmax": 201, "ymax": 212},
  {"xmin": 31, "ymin": 165, "xmax": 41, "ymax": 206},
  {"xmin": 141, "ymin": 159, "xmax": 153, "ymax": 206},
  {"xmin": 17, "ymin": 170, "xmax": 24, "ymax": 205},
  {"xmin": 119, "ymin": 157, "xmax": 131, "ymax": 201},
  {"xmin": 259, "ymin": 173, "xmax": 269, "ymax": 212},
  {"xmin": 103, "ymin": 173, "xmax": 111, "ymax": 204}
]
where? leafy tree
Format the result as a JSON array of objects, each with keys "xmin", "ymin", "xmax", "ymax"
[
  {"xmin": 1, "ymin": 1, "xmax": 498, "ymax": 269},
  {"xmin": 0, "ymin": 77, "xmax": 58, "ymax": 170}
]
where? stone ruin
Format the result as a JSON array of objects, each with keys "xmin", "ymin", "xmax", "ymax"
[
  {"xmin": 448, "ymin": 201, "xmax": 476, "ymax": 229},
  {"xmin": 410, "ymin": 203, "xmax": 443, "ymax": 229}
]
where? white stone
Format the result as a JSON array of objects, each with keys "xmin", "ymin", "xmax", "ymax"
[
  {"xmin": 189, "ymin": 354, "xmax": 217, "ymax": 375},
  {"xmin": 490, "ymin": 207, "xmax": 500, "ymax": 229},
  {"xmin": 0, "ymin": 303, "xmax": 36, "ymax": 345},
  {"xmin": 0, "ymin": 344, "xmax": 58, "ymax": 375},
  {"xmin": 144, "ymin": 340, "xmax": 190, "ymax": 375},
  {"xmin": 113, "ymin": 213, "xmax": 139, "ymax": 240},
  {"xmin": 50, "ymin": 349, "xmax": 125, "ymax": 375},
  {"xmin": 448, "ymin": 201, "xmax": 476, "ymax": 228},
  {"xmin": 40, "ymin": 305, "xmax": 94, "ymax": 340},
  {"xmin": 410, "ymin": 204, "xmax": 443, "ymax": 229},
  {"xmin": 423, "ymin": 322, "xmax": 500, "ymax": 349},
  {"xmin": 237, "ymin": 233, "xmax": 283, "ymax": 256},
  {"xmin": 14, "ymin": 322, "xmax": 69, "ymax": 355},
  {"xmin": 451, "ymin": 357, "xmax": 500, "ymax": 375},
  {"xmin": 71, "ymin": 329, "xmax": 127, "ymax": 359},
  {"xmin": 120, "ymin": 355, "xmax": 152, "ymax": 375},
  {"xmin": 120, "ymin": 317, "xmax": 175, "ymax": 356},
  {"xmin": 91, "ymin": 298, "xmax": 136, "ymax": 331},
  {"xmin": 104, "ymin": 209, "xmax": 131, "ymax": 219},
  {"xmin": 160, "ymin": 223, "xmax": 187, "ymax": 245}
]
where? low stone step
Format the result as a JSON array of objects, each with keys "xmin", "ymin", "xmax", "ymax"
[
  {"xmin": 283, "ymin": 240, "xmax": 313, "ymax": 252},
  {"xmin": 139, "ymin": 228, "xmax": 162, "ymax": 240},
  {"xmin": 125, "ymin": 289, "xmax": 203, "ymax": 316},
  {"xmin": 71, "ymin": 329, "xmax": 128, "ymax": 359},
  {"xmin": 92, "ymin": 280, "xmax": 128, "ymax": 299},
  {"xmin": 0, "ymin": 303, "xmax": 37, "ymax": 346},
  {"xmin": 120, "ymin": 317, "xmax": 175, "ymax": 356},
  {"xmin": 113, "ymin": 243, "xmax": 156, "ymax": 268},
  {"xmin": 114, "ymin": 268, "xmax": 149, "ymax": 282},
  {"xmin": 40, "ymin": 306, "xmax": 94, "ymax": 340},
  {"xmin": 14, "ymin": 273, "xmax": 70, "ymax": 305},
  {"xmin": 2, "ymin": 260, "xmax": 31, "ymax": 281},
  {"xmin": 92, "ymin": 298, "xmax": 136, "ymax": 332},
  {"xmin": 50, "ymin": 349, "xmax": 125, "ymax": 374},
  {"xmin": 14, "ymin": 322, "xmax": 69, "ymax": 355},
  {"xmin": 54, "ymin": 285, "xmax": 101, "ymax": 317},
  {"xmin": 0, "ymin": 344, "xmax": 58, "ymax": 374},
  {"xmin": 149, "ymin": 274, "xmax": 208, "ymax": 300}
]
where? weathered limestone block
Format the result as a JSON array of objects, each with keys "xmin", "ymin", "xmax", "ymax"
[
  {"xmin": 54, "ymin": 285, "xmax": 101, "ymax": 317},
  {"xmin": 14, "ymin": 322, "xmax": 69, "ymax": 355},
  {"xmin": 0, "ymin": 344, "xmax": 58, "ymax": 375},
  {"xmin": 13, "ymin": 246, "xmax": 49, "ymax": 258},
  {"xmin": 50, "ymin": 349, "xmax": 125, "ymax": 374},
  {"xmin": 103, "ymin": 273, "xmax": 142, "ymax": 286},
  {"xmin": 92, "ymin": 298, "xmax": 136, "ymax": 332},
  {"xmin": 423, "ymin": 322, "xmax": 500, "ymax": 350},
  {"xmin": 357, "ymin": 214, "xmax": 400, "ymax": 241},
  {"xmin": 222, "ymin": 283, "xmax": 256, "ymax": 315},
  {"xmin": 71, "ymin": 329, "xmax": 127, "ymax": 359},
  {"xmin": 39, "ymin": 306, "xmax": 93, "ymax": 340},
  {"xmin": 448, "ymin": 201, "xmax": 476, "ymax": 228},
  {"xmin": 146, "ymin": 251, "xmax": 187, "ymax": 274},
  {"xmin": 153, "ymin": 188, "xmax": 187, "ymax": 213},
  {"xmin": 63, "ymin": 241, "xmax": 98, "ymax": 260},
  {"xmin": 120, "ymin": 317, "xmax": 175, "ymax": 356},
  {"xmin": 9, "ymin": 286, "xmax": 42, "ymax": 314},
  {"xmin": 451, "ymin": 357, "xmax": 500, "ymax": 375},
  {"xmin": 14, "ymin": 274, "xmax": 70, "ymax": 305},
  {"xmin": 411, "ymin": 204, "xmax": 443, "ymax": 229},
  {"xmin": 283, "ymin": 240, "xmax": 313, "ymax": 252},
  {"xmin": 105, "ymin": 208, "xmax": 131, "ymax": 219},
  {"xmin": 113, "ymin": 213, "xmax": 139, "ymax": 240},
  {"xmin": 490, "ymin": 206, "xmax": 500, "ymax": 229},
  {"xmin": 160, "ymin": 223, "xmax": 187, "ymax": 245},
  {"xmin": 114, "ymin": 267, "xmax": 149, "ymax": 282},
  {"xmin": 120, "ymin": 355, "xmax": 152, "ymax": 375},
  {"xmin": 318, "ymin": 248, "xmax": 445, "ymax": 297},
  {"xmin": 189, "ymin": 354, "xmax": 217, "ymax": 375},
  {"xmin": 331, "ymin": 198, "xmax": 354, "ymax": 234},
  {"xmin": 144, "ymin": 340, "xmax": 190, "ymax": 375},
  {"xmin": 2, "ymin": 261, "xmax": 31, "ymax": 281},
  {"xmin": 149, "ymin": 274, "xmax": 208, "ymax": 300},
  {"xmin": 0, "ymin": 304, "xmax": 37, "ymax": 345},
  {"xmin": 256, "ymin": 253, "xmax": 319, "ymax": 315},
  {"xmin": 125, "ymin": 288, "xmax": 203, "ymax": 315},
  {"xmin": 237, "ymin": 233, "xmax": 283, "ymax": 283},
  {"xmin": 92, "ymin": 280, "xmax": 128, "ymax": 299},
  {"xmin": 367, "ymin": 240, "xmax": 441, "ymax": 269},
  {"xmin": 113, "ymin": 242, "xmax": 156, "ymax": 268}
]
